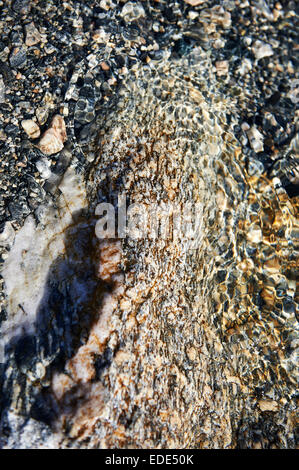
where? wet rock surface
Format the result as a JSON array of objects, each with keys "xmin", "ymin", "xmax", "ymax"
[{"xmin": 0, "ymin": 0, "xmax": 298, "ymax": 449}]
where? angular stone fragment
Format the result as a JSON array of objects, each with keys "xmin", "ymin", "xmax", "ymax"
[
  {"xmin": 36, "ymin": 158, "xmax": 51, "ymax": 179},
  {"xmin": 9, "ymin": 46, "xmax": 27, "ymax": 68},
  {"xmin": 99, "ymin": 0, "xmax": 115, "ymax": 11},
  {"xmin": 238, "ymin": 58, "xmax": 252, "ymax": 76},
  {"xmin": 252, "ymin": 40, "xmax": 273, "ymax": 60},
  {"xmin": 121, "ymin": 2, "xmax": 145, "ymax": 22},
  {"xmin": 25, "ymin": 22, "xmax": 41, "ymax": 46},
  {"xmin": 36, "ymin": 106, "xmax": 49, "ymax": 125},
  {"xmin": 201, "ymin": 6, "xmax": 231, "ymax": 29},
  {"xmin": 246, "ymin": 126, "xmax": 264, "ymax": 153},
  {"xmin": 0, "ymin": 222, "xmax": 15, "ymax": 247},
  {"xmin": 215, "ymin": 60, "xmax": 229, "ymax": 76},
  {"xmin": 38, "ymin": 115, "xmax": 67, "ymax": 155},
  {"xmin": 246, "ymin": 225, "xmax": 263, "ymax": 244}
]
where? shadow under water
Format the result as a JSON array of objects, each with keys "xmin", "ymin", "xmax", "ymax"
[{"xmin": 0, "ymin": 208, "xmax": 115, "ymax": 435}]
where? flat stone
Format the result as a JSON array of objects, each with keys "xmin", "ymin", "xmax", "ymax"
[
  {"xmin": 258, "ymin": 399, "xmax": 279, "ymax": 412},
  {"xmin": 9, "ymin": 46, "xmax": 27, "ymax": 68},
  {"xmin": 184, "ymin": 0, "xmax": 206, "ymax": 5}
]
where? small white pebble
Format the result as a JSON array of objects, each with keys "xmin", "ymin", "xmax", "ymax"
[
  {"xmin": 252, "ymin": 40, "xmax": 273, "ymax": 61},
  {"xmin": 36, "ymin": 158, "xmax": 52, "ymax": 179},
  {"xmin": 246, "ymin": 126, "xmax": 264, "ymax": 153},
  {"xmin": 21, "ymin": 119, "xmax": 40, "ymax": 139}
]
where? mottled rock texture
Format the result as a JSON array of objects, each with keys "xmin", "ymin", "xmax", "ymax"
[
  {"xmin": 0, "ymin": 0, "xmax": 298, "ymax": 450},
  {"xmin": 1, "ymin": 48, "xmax": 298, "ymax": 449}
]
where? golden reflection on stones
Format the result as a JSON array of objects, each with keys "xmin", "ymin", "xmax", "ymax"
[
  {"xmin": 48, "ymin": 51, "xmax": 298, "ymax": 447},
  {"xmin": 2, "ymin": 47, "xmax": 298, "ymax": 449}
]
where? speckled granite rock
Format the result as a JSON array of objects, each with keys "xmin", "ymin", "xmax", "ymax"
[{"xmin": 0, "ymin": 0, "xmax": 298, "ymax": 449}]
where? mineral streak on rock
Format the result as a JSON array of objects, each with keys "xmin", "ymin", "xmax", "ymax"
[{"xmin": 0, "ymin": 46, "xmax": 298, "ymax": 449}]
